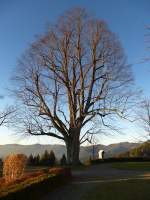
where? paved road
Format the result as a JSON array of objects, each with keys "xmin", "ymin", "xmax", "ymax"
[{"xmin": 42, "ymin": 163, "xmax": 150, "ymax": 200}]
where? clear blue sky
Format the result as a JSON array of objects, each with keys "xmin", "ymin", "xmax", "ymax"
[{"xmin": 0, "ymin": 0, "xmax": 149, "ymax": 145}]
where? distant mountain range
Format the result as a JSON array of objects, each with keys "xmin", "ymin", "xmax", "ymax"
[{"xmin": 0, "ymin": 142, "xmax": 141, "ymax": 161}]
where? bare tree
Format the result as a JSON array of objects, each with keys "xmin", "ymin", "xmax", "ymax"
[
  {"xmin": 138, "ymin": 100, "xmax": 150, "ymax": 139},
  {"xmin": 0, "ymin": 95, "xmax": 15, "ymax": 126},
  {"xmin": 12, "ymin": 8, "xmax": 134, "ymax": 165},
  {"xmin": 144, "ymin": 25, "xmax": 150, "ymax": 62},
  {"xmin": 0, "ymin": 106, "xmax": 14, "ymax": 126}
]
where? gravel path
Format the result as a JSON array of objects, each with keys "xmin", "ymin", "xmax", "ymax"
[{"xmin": 42, "ymin": 163, "xmax": 150, "ymax": 200}]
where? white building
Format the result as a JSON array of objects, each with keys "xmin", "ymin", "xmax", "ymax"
[{"xmin": 98, "ymin": 150, "xmax": 104, "ymax": 159}]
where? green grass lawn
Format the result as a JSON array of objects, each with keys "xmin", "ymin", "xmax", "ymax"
[
  {"xmin": 83, "ymin": 179, "xmax": 150, "ymax": 200},
  {"xmin": 111, "ymin": 162, "xmax": 150, "ymax": 170}
]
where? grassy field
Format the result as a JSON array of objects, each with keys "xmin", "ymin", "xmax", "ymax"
[
  {"xmin": 82, "ymin": 162, "xmax": 150, "ymax": 199},
  {"xmin": 83, "ymin": 179, "xmax": 150, "ymax": 200},
  {"xmin": 111, "ymin": 162, "xmax": 150, "ymax": 170}
]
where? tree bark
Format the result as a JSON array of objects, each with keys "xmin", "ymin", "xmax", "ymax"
[{"xmin": 66, "ymin": 128, "xmax": 80, "ymax": 165}]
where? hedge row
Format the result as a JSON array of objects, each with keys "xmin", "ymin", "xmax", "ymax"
[
  {"xmin": 91, "ymin": 157, "xmax": 150, "ymax": 164},
  {"xmin": 0, "ymin": 167, "xmax": 71, "ymax": 200}
]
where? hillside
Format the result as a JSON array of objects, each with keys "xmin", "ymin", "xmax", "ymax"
[
  {"xmin": 0, "ymin": 142, "xmax": 140, "ymax": 161},
  {"xmin": 117, "ymin": 141, "xmax": 150, "ymax": 158}
]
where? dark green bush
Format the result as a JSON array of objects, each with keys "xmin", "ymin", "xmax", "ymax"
[
  {"xmin": 60, "ymin": 154, "xmax": 67, "ymax": 166},
  {"xmin": 91, "ymin": 157, "xmax": 150, "ymax": 164}
]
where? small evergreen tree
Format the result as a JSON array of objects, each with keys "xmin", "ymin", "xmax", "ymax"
[
  {"xmin": 41, "ymin": 150, "xmax": 50, "ymax": 166},
  {"xmin": 34, "ymin": 154, "xmax": 40, "ymax": 165},
  {"xmin": 60, "ymin": 154, "xmax": 67, "ymax": 166},
  {"xmin": 49, "ymin": 150, "xmax": 56, "ymax": 166},
  {"xmin": 28, "ymin": 154, "xmax": 34, "ymax": 166},
  {"xmin": 0, "ymin": 158, "xmax": 2, "ymax": 167}
]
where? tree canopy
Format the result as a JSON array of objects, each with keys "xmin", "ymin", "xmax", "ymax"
[{"xmin": 13, "ymin": 8, "xmax": 134, "ymax": 165}]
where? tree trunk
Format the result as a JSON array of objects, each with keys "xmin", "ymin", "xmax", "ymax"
[{"xmin": 66, "ymin": 128, "xmax": 80, "ymax": 166}]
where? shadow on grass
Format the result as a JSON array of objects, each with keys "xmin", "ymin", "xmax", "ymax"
[
  {"xmin": 83, "ymin": 179, "xmax": 150, "ymax": 200},
  {"xmin": 111, "ymin": 162, "xmax": 150, "ymax": 171}
]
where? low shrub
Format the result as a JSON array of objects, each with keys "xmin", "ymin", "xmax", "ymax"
[
  {"xmin": 48, "ymin": 167, "xmax": 71, "ymax": 177},
  {"xmin": 3, "ymin": 154, "xmax": 27, "ymax": 183},
  {"xmin": 0, "ymin": 167, "xmax": 72, "ymax": 200},
  {"xmin": 91, "ymin": 157, "xmax": 150, "ymax": 164},
  {"xmin": 0, "ymin": 170, "xmax": 45, "ymax": 190},
  {"xmin": 0, "ymin": 178, "xmax": 5, "ymax": 188}
]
